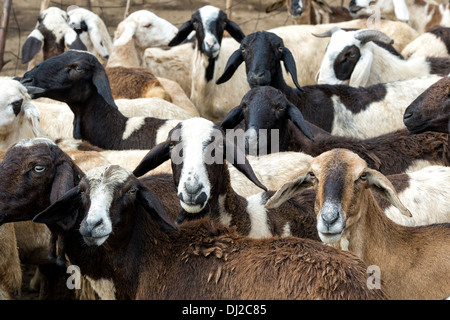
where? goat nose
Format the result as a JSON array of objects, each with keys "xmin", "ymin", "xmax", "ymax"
[
  {"xmin": 321, "ymin": 211, "xmax": 339, "ymax": 226},
  {"xmin": 185, "ymin": 175, "xmax": 202, "ymax": 195}
]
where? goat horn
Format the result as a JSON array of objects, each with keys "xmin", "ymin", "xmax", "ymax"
[
  {"xmin": 311, "ymin": 27, "xmax": 341, "ymax": 38},
  {"xmin": 354, "ymin": 29, "xmax": 393, "ymax": 45}
]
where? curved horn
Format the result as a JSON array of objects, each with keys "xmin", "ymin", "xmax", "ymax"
[
  {"xmin": 311, "ymin": 27, "xmax": 341, "ymax": 38},
  {"xmin": 354, "ymin": 29, "xmax": 393, "ymax": 45}
]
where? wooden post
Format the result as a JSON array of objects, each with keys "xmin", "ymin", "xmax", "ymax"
[
  {"xmin": 226, "ymin": 0, "xmax": 233, "ymax": 19},
  {"xmin": 0, "ymin": 0, "xmax": 12, "ymax": 72},
  {"xmin": 124, "ymin": 0, "xmax": 132, "ymax": 19}
]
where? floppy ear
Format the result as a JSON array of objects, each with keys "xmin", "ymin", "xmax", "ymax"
[
  {"xmin": 266, "ymin": 0, "xmax": 285, "ymax": 13},
  {"xmin": 168, "ymin": 20, "xmax": 194, "ymax": 47},
  {"xmin": 21, "ymin": 30, "xmax": 44, "ymax": 64},
  {"xmin": 33, "ymin": 186, "xmax": 82, "ymax": 226},
  {"xmin": 348, "ymin": 47, "xmax": 372, "ymax": 87},
  {"xmin": 220, "ymin": 105, "xmax": 244, "ymax": 130},
  {"xmin": 225, "ymin": 19, "xmax": 245, "ymax": 43},
  {"xmin": 137, "ymin": 186, "xmax": 177, "ymax": 231},
  {"xmin": 64, "ymin": 28, "xmax": 88, "ymax": 51},
  {"xmin": 224, "ymin": 136, "xmax": 267, "ymax": 191},
  {"xmin": 133, "ymin": 142, "xmax": 171, "ymax": 177},
  {"xmin": 393, "ymin": 0, "xmax": 410, "ymax": 21},
  {"xmin": 281, "ymin": 47, "xmax": 303, "ymax": 92},
  {"xmin": 92, "ymin": 60, "xmax": 118, "ymax": 109},
  {"xmin": 265, "ymin": 170, "xmax": 313, "ymax": 209},
  {"xmin": 23, "ymin": 104, "xmax": 42, "ymax": 137},
  {"xmin": 113, "ymin": 21, "xmax": 136, "ymax": 47},
  {"xmin": 216, "ymin": 49, "xmax": 244, "ymax": 84},
  {"xmin": 286, "ymin": 102, "xmax": 314, "ymax": 141},
  {"xmin": 87, "ymin": 22, "xmax": 111, "ymax": 59},
  {"xmin": 366, "ymin": 168, "xmax": 412, "ymax": 217}
]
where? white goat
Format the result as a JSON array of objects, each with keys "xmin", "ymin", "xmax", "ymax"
[
  {"xmin": 0, "ymin": 79, "xmax": 42, "ymax": 150},
  {"xmin": 402, "ymin": 25, "xmax": 450, "ymax": 58},
  {"xmin": 316, "ymin": 28, "xmax": 450, "ymax": 86},
  {"xmin": 349, "ymin": 0, "xmax": 450, "ymax": 34}
]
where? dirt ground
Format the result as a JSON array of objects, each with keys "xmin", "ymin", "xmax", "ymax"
[
  {"xmin": 2, "ymin": 0, "xmax": 347, "ymax": 300},
  {"xmin": 0, "ymin": 0, "xmax": 348, "ymax": 77}
]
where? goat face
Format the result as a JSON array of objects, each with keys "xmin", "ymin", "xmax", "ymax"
[
  {"xmin": 0, "ymin": 139, "xmax": 66, "ymax": 224},
  {"xmin": 349, "ymin": 0, "xmax": 409, "ymax": 21},
  {"xmin": 220, "ymin": 87, "xmax": 314, "ymax": 154},
  {"xmin": 20, "ymin": 50, "xmax": 114, "ymax": 107},
  {"xmin": 404, "ymin": 76, "xmax": 450, "ymax": 134},
  {"xmin": 34, "ymin": 164, "xmax": 176, "ymax": 246},
  {"xmin": 290, "ymin": 0, "xmax": 305, "ymax": 17},
  {"xmin": 0, "ymin": 80, "xmax": 31, "ymax": 135}
]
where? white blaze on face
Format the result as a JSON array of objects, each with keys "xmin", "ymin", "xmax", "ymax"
[
  {"xmin": 176, "ymin": 118, "xmax": 215, "ymax": 213},
  {"xmin": 199, "ymin": 5, "xmax": 221, "ymax": 58},
  {"xmin": 84, "ymin": 165, "xmax": 131, "ymax": 246},
  {"xmin": 317, "ymin": 30, "xmax": 359, "ymax": 85}
]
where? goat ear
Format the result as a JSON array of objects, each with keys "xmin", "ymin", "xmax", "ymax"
[
  {"xmin": 23, "ymin": 104, "xmax": 42, "ymax": 137},
  {"xmin": 312, "ymin": 0, "xmax": 334, "ymax": 14},
  {"xmin": 21, "ymin": 30, "xmax": 44, "ymax": 64},
  {"xmin": 92, "ymin": 60, "xmax": 118, "ymax": 109},
  {"xmin": 64, "ymin": 29, "xmax": 88, "ymax": 51},
  {"xmin": 349, "ymin": 48, "xmax": 372, "ymax": 87},
  {"xmin": 137, "ymin": 186, "xmax": 177, "ymax": 231},
  {"xmin": 224, "ymin": 137, "xmax": 267, "ymax": 191},
  {"xmin": 33, "ymin": 186, "xmax": 82, "ymax": 227},
  {"xmin": 286, "ymin": 102, "xmax": 314, "ymax": 141},
  {"xmin": 216, "ymin": 49, "xmax": 244, "ymax": 84},
  {"xmin": 225, "ymin": 20, "xmax": 245, "ymax": 43},
  {"xmin": 86, "ymin": 22, "xmax": 111, "ymax": 59},
  {"xmin": 265, "ymin": 170, "xmax": 313, "ymax": 209},
  {"xmin": 133, "ymin": 142, "xmax": 171, "ymax": 177},
  {"xmin": 281, "ymin": 47, "xmax": 303, "ymax": 92},
  {"xmin": 220, "ymin": 105, "xmax": 244, "ymax": 130},
  {"xmin": 113, "ymin": 21, "xmax": 136, "ymax": 46},
  {"xmin": 168, "ymin": 20, "xmax": 194, "ymax": 47},
  {"xmin": 393, "ymin": 0, "xmax": 410, "ymax": 21},
  {"xmin": 366, "ymin": 168, "xmax": 412, "ymax": 217},
  {"xmin": 265, "ymin": 0, "xmax": 285, "ymax": 13}
]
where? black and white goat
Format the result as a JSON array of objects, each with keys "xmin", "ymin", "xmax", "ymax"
[
  {"xmin": 221, "ymin": 86, "xmax": 450, "ymax": 175},
  {"xmin": 133, "ymin": 117, "xmax": 319, "ymax": 240},
  {"xmin": 19, "ymin": 50, "xmax": 179, "ymax": 150},
  {"xmin": 217, "ymin": 31, "xmax": 442, "ymax": 139},
  {"xmin": 316, "ymin": 27, "xmax": 450, "ymax": 87},
  {"xmin": 21, "ymin": 7, "xmax": 87, "ymax": 67}
]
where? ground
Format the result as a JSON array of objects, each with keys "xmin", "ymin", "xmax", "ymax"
[{"xmin": 1, "ymin": 0, "xmax": 347, "ymax": 300}]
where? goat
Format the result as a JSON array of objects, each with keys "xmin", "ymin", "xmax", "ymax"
[
  {"xmin": 32, "ymin": 163, "xmax": 389, "ymax": 300},
  {"xmin": 133, "ymin": 117, "xmax": 319, "ymax": 241},
  {"xmin": 266, "ymin": 0, "xmax": 352, "ymax": 25},
  {"xmin": 20, "ymin": 51, "xmax": 181, "ymax": 150},
  {"xmin": 266, "ymin": 148, "xmax": 450, "ymax": 299},
  {"xmin": 403, "ymin": 75, "xmax": 450, "ymax": 134},
  {"xmin": 349, "ymin": 0, "xmax": 450, "ymax": 34},
  {"xmin": 167, "ymin": 5, "xmax": 247, "ymax": 121},
  {"xmin": 0, "ymin": 79, "xmax": 44, "ymax": 150},
  {"xmin": 316, "ymin": 27, "xmax": 450, "ymax": 87},
  {"xmin": 220, "ymin": 86, "xmax": 450, "ymax": 175},
  {"xmin": 217, "ymin": 31, "xmax": 441, "ymax": 139},
  {"xmin": 21, "ymin": 7, "xmax": 87, "ymax": 67},
  {"xmin": 402, "ymin": 25, "xmax": 450, "ymax": 58},
  {"xmin": 67, "ymin": 6, "xmax": 113, "ymax": 65}
]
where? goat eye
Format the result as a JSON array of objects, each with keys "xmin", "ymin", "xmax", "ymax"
[
  {"xmin": 128, "ymin": 188, "xmax": 137, "ymax": 195},
  {"xmin": 241, "ymin": 47, "xmax": 246, "ymax": 53},
  {"xmin": 308, "ymin": 172, "xmax": 316, "ymax": 180},
  {"xmin": 33, "ymin": 165, "xmax": 47, "ymax": 173},
  {"xmin": 143, "ymin": 23, "xmax": 152, "ymax": 28},
  {"xmin": 278, "ymin": 46, "xmax": 284, "ymax": 52},
  {"xmin": 359, "ymin": 173, "xmax": 368, "ymax": 181}
]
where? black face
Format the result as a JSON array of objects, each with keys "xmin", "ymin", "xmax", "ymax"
[
  {"xmin": 333, "ymin": 45, "xmax": 361, "ymax": 81},
  {"xmin": 403, "ymin": 77, "xmax": 450, "ymax": 134},
  {"xmin": 20, "ymin": 51, "xmax": 98, "ymax": 103},
  {"xmin": 241, "ymin": 31, "xmax": 284, "ymax": 88}
]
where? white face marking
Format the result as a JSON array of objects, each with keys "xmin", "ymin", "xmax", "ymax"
[
  {"xmin": 175, "ymin": 118, "xmax": 215, "ymax": 213},
  {"xmin": 122, "ymin": 117, "xmax": 146, "ymax": 140},
  {"xmin": 246, "ymin": 193, "xmax": 272, "ymax": 239},
  {"xmin": 83, "ymin": 165, "xmax": 131, "ymax": 246},
  {"xmin": 317, "ymin": 30, "xmax": 360, "ymax": 85},
  {"xmin": 199, "ymin": 6, "xmax": 221, "ymax": 58}
]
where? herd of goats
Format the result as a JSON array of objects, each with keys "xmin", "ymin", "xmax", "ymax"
[{"xmin": 0, "ymin": 0, "xmax": 449, "ymax": 300}]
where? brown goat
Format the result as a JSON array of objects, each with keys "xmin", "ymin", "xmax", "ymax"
[
  {"xmin": 33, "ymin": 163, "xmax": 388, "ymax": 300},
  {"xmin": 0, "ymin": 223, "xmax": 22, "ymax": 299},
  {"xmin": 404, "ymin": 75, "xmax": 450, "ymax": 134},
  {"xmin": 266, "ymin": 148, "xmax": 450, "ymax": 300}
]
